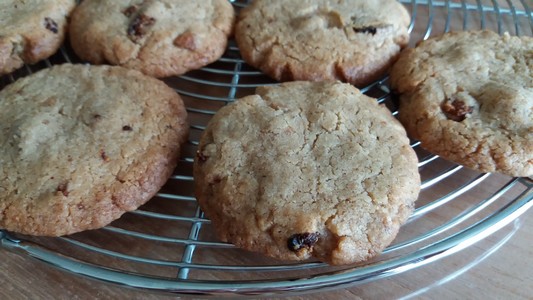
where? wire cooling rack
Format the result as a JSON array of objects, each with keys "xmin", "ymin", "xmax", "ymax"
[{"xmin": 1, "ymin": 0, "xmax": 532, "ymax": 297}]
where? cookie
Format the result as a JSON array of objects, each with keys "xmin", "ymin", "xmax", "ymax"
[
  {"xmin": 69, "ymin": 0, "xmax": 235, "ymax": 78},
  {"xmin": 0, "ymin": 64, "xmax": 189, "ymax": 236},
  {"xmin": 194, "ymin": 81, "xmax": 420, "ymax": 265},
  {"xmin": 0, "ymin": 0, "xmax": 76, "ymax": 75},
  {"xmin": 390, "ymin": 30, "xmax": 533, "ymax": 177},
  {"xmin": 235, "ymin": 0, "xmax": 410, "ymax": 87}
]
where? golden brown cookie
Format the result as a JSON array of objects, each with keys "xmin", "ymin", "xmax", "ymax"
[
  {"xmin": 0, "ymin": 64, "xmax": 189, "ymax": 236},
  {"xmin": 0, "ymin": 0, "xmax": 76, "ymax": 75},
  {"xmin": 390, "ymin": 30, "xmax": 532, "ymax": 177},
  {"xmin": 235, "ymin": 0, "xmax": 410, "ymax": 86},
  {"xmin": 69, "ymin": 0, "xmax": 235, "ymax": 78},
  {"xmin": 194, "ymin": 81, "xmax": 420, "ymax": 265}
]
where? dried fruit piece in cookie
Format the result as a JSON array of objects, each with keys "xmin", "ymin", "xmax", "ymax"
[
  {"xmin": 288, "ymin": 233, "xmax": 320, "ymax": 252},
  {"xmin": 127, "ymin": 14, "xmax": 156, "ymax": 42}
]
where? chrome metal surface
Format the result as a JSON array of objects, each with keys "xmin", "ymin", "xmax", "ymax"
[{"xmin": 1, "ymin": 0, "xmax": 532, "ymax": 296}]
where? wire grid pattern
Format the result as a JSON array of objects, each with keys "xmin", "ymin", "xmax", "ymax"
[{"xmin": 1, "ymin": 0, "xmax": 532, "ymax": 296}]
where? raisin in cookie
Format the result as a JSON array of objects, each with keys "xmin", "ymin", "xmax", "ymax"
[
  {"xmin": 390, "ymin": 30, "xmax": 532, "ymax": 177},
  {"xmin": 235, "ymin": 0, "xmax": 410, "ymax": 87},
  {"xmin": 0, "ymin": 64, "xmax": 189, "ymax": 236},
  {"xmin": 194, "ymin": 81, "xmax": 420, "ymax": 265},
  {"xmin": 0, "ymin": 0, "xmax": 76, "ymax": 75},
  {"xmin": 69, "ymin": 0, "xmax": 235, "ymax": 78}
]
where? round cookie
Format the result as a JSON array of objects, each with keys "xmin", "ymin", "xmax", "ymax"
[
  {"xmin": 0, "ymin": 64, "xmax": 189, "ymax": 236},
  {"xmin": 0, "ymin": 0, "xmax": 76, "ymax": 75},
  {"xmin": 235, "ymin": 0, "xmax": 410, "ymax": 87},
  {"xmin": 390, "ymin": 30, "xmax": 533, "ymax": 177},
  {"xmin": 69, "ymin": 0, "xmax": 235, "ymax": 78},
  {"xmin": 194, "ymin": 81, "xmax": 420, "ymax": 265}
]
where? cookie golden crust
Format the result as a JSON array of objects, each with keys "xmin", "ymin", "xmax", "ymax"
[
  {"xmin": 69, "ymin": 0, "xmax": 235, "ymax": 78},
  {"xmin": 0, "ymin": 0, "xmax": 76, "ymax": 75},
  {"xmin": 390, "ymin": 30, "xmax": 533, "ymax": 177},
  {"xmin": 235, "ymin": 0, "xmax": 410, "ymax": 87},
  {"xmin": 194, "ymin": 81, "xmax": 420, "ymax": 265},
  {"xmin": 0, "ymin": 64, "xmax": 189, "ymax": 236}
]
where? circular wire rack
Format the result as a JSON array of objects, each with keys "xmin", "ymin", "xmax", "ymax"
[{"xmin": 1, "ymin": 0, "xmax": 532, "ymax": 297}]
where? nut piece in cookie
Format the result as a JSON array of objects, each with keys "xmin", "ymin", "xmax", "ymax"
[
  {"xmin": 390, "ymin": 30, "xmax": 533, "ymax": 177},
  {"xmin": 194, "ymin": 81, "xmax": 420, "ymax": 265}
]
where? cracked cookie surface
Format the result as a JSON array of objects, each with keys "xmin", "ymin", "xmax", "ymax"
[
  {"xmin": 194, "ymin": 81, "xmax": 420, "ymax": 265},
  {"xmin": 390, "ymin": 30, "xmax": 533, "ymax": 177},
  {"xmin": 0, "ymin": 0, "xmax": 76, "ymax": 75},
  {"xmin": 235, "ymin": 0, "xmax": 410, "ymax": 87},
  {"xmin": 0, "ymin": 64, "xmax": 189, "ymax": 236},
  {"xmin": 69, "ymin": 0, "xmax": 234, "ymax": 78}
]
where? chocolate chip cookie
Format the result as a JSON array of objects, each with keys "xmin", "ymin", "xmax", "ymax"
[
  {"xmin": 235, "ymin": 0, "xmax": 410, "ymax": 86},
  {"xmin": 0, "ymin": 0, "xmax": 76, "ymax": 75},
  {"xmin": 390, "ymin": 30, "xmax": 532, "ymax": 177},
  {"xmin": 194, "ymin": 81, "xmax": 420, "ymax": 265},
  {"xmin": 0, "ymin": 64, "xmax": 189, "ymax": 236},
  {"xmin": 69, "ymin": 0, "xmax": 235, "ymax": 78}
]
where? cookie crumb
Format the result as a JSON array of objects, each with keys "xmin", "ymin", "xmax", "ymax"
[
  {"xmin": 441, "ymin": 100, "xmax": 473, "ymax": 122},
  {"xmin": 44, "ymin": 17, "xmax": 58, "ymax": 34},
  {"xmin": 287, "ymin": 232, "xmax": 319, "ymax": 252}
]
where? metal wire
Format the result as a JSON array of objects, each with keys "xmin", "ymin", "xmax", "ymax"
[{"xmin": 0, "ymin": 0, "xmax": 532, "ymax": 297}]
